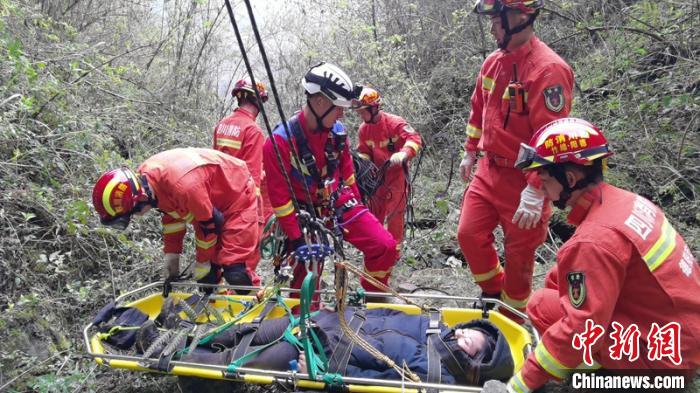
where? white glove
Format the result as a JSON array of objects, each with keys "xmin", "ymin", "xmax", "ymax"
[
  {"xmin": 389, "ymin": 151, "xmax": 408, "ymax": 166},
  {"xmin": 163, "ymin": 253, "xmax": 180, "ymax": 279},
  {"xmin": 481, "ymin": 380, "xmax": 510, "ymax": 393},
  {"xmin": 193, "ymin": 261, "xmax": 212, "ymax": 281},
  {"xmin": 512, "ymin": 184, "xmax": 545, "ymax": 230},
  {"xmin": 459, "ymin": 150, "xmax": 478, "ymax": 182}
]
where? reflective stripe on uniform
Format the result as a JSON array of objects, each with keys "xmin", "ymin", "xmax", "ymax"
[
  {"xmin": 163, "ymin": 222, "xmax": 186, "ymax": 235},
  {"xmin": 273, "ymin": 200, "xmax": 295, "ymax": 218},
  {"xmin": 216, "ymin": 138, "xmax": 242, "ymax": 150},
  {"xmin": 404, "ymin": 140, "xmax": 421, "ymax": 154},
  {"xmin": 534, "ymin": 342, "xmax": 571, "ymax": 380},
  {"xmin": 508, "ymin": 372, "xmax": 531, "ymax": 393},
  {"xmin": 502, "ymin": 290, "xmax": 529, "ymax": 310},
  {"xmin": 482, "ymin": 76, "xmax": 495, "ymax": 92},
  {"xmin": 358, "ymin": 153, "xmax": 371, "ymax": 160},
  {"xmin": 364, "ymin": 266, "xmax": 392, "ymax": 279},
  {"xmin": 643, "ymin": 217, "xmax": 677, "ymax": 272},
  {"xmin": 183, "ymin": 212, "xmax": 194, "ymax": 223},
  {"xmin": 466, "ymin": 123, "xmax": 482, "ymax": 139},
  {"xmin": 345, "ymin": 174, "xmax": 356, "ymax": 186},
  {"xmin": 472, "ymin": 264, "xmax": 502, "ymax": 283},
  {"xmin": 196, "ymin": 237, "xmax": 217, "ymax": 250}
]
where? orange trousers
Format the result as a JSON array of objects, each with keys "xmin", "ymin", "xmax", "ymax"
[
  {"xmin": 370, "ymin": 176, "xmax": 407, "ymax": 246},
  {"xmin": 457, "ymin": 156, "xmax": 550, "ymax": 314}
]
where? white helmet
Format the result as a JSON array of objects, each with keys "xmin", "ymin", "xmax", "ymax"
[{"xmin": 302, "ymin": 62, "xmax": 355, "ymax": 108}]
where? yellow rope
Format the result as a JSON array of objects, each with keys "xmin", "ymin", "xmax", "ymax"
[{"xmin": 334, "ymin": 261, "xmax": 422, "ymax": 383}]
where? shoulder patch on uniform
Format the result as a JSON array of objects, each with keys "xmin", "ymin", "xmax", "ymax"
[
  {"xmin": 403, "ymin": 124, "xmax": 416, "ymax": 133},
  {"xmin": 567, "ymin": 272, "xmax": 586, "ymax": 308},
  {"xmin": 543, "ymin": 84, "xmax": 565, "ymax": 112}
]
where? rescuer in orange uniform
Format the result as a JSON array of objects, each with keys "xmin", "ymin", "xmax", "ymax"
[
  {"xmin": 263, "ymin": 63, "xmax": 398, "ymax": 295},
  {"xmin": 92, "ymin": 148, "xmax": 261, "ymax": 293},
  {"xmin": 457, "ymin": 0, "xmax": 574, "ymax": 320},
  {"xmin": 353, "ymin": 86, "xmax": 422, "ymax": 248},
  {"xmin": 501, "ymin": 118, "xmax": 700, "ymax": 392},
  {"xmin": 214, "ymin": 79, "xmax": 273, "ymax": 223}
]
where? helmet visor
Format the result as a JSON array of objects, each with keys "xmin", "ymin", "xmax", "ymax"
[
  {"xmin": 350, "ymin": 99, "xmax": 367, "ymax": 110},
  {"xmin": 100, "ymin": 213, "xmax": 132, "ymax": 231},
  {"xmin": 514, "ymin": 142, "xmax": 538, "ymax": 170}
]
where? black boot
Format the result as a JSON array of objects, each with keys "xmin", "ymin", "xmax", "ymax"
[{"xmin": 222, "ymin": 264, "xmax": 253, "ymax": 295}]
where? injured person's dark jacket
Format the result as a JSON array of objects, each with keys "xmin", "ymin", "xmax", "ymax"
[{"xmin": 140, "ymin": 306, "xmax": 515, "ymax": 385}]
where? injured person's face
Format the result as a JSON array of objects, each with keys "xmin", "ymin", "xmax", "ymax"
[{"xmin": 453, "ymin": 328, "xmax": 488, "ymax": 357}]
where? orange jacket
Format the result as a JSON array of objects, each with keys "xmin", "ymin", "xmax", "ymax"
[
  {"xmin": 512, "ymin": 183, "xmax": 700, "ymax": 392},
  {"xmin": 213, "ymin": 108, "xmax": 264, "ymax": 190},
  {"xmin": 263, "ymin": 111, "xmax": 360, "ymax": 240},
  {"xmin": 357, "ymin": 111, "xmax": 422, "ymax": 187},
  {"xmin": 138, "ymin": 148, "xmax": 257, "ymax": 264},
  {"xmin": 465, "ymin": 36, "xmax": 573, "ymax": 185},
  {"xmin": 214, "ymin": 107, "xmax": 273, "ymax": 220}
]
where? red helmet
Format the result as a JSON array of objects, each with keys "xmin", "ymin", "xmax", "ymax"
[
  {"xmin": 350, "ymin": 86, "xmax": 382, "ymax": 109},
  {"xmin": 473, "ymin": 0, "xmax": 544, "ymax": 15},
  {"xmin": 515, "ymin": 118, "xmax": 613, "ymax": 170},
  {"xmin": 232, "ymin": 79, "xmax": 269, "ymax": 103},
  {"xmin": 92, "ymin": 167, "xmax": 147, "ymax": 229}
]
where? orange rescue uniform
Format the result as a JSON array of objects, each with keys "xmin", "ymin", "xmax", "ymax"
[
  {"xmin": 214, "ymin": 107, "xmax": 273, "ymax": 222},
  {"xmin": 357, "ymin": 111, "xmax": 422, "ymax": 245},
  {"xmin": 510, "ymin": 183, "xmax": 700, "ymax": 392},
  {"xmin": 458, "ymin": 35, "xmax": 574, "ymax": 314},
  {"xmin": 139, "ymin": 148, "xmax": 262, "ymax": 285}
]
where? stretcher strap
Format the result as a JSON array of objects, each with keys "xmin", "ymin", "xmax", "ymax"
[
  {"xmin": 425, "ymin": 311, "xmax": 442, "ymax": 392},
  {"xmin": 196, "ymin": 284, "xmax": 279, "ymax": 347},
  {"xmin": 230, "ymin": 301, "xmax": 277, "ymax": 361},
  {"xmin": 327, "ymin": 308, "xmax": 366, "ymax": 374}
]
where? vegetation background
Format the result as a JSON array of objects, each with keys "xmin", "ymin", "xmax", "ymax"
[{"xmin": 0, "ymin": 0, "xmax": 697, "ymax": 391}]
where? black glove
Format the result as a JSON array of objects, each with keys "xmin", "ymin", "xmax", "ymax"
[{"xmin": 222, "ymin": 264, "xmax": 252, "ymax": 295}]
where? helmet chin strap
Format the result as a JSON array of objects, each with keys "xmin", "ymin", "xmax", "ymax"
[
  {"xmin": 366, "ymin": 106, "xmax": 380, "ymax": 124},
  {"xmin": 307, "ymin": 97, "xmax": 336, "ymax": 132},
  {"xmin": 498, "ymin": 10, "xmax": 538, "ymax": 50},
  {"xmin": 138, "ymin": 175, "xmax": 157, "ymax": 208},
  {"xmin": 548, "ymin": 163, "xmax": 601, "ymax": 209}
]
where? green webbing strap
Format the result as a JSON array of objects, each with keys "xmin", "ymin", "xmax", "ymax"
[
  {"xmin": 97, "ymin": 325, "xmax": 140, "ymax": 340},
  {"xmin": 300, "ymin": 271, "xmax": 322, "ymax": 379},
  {"xmin": 260, "ymin": 216, "xmax": 278, "ymax": 259},
  {"xmin": 322, "ymin": 372, "xmax": 344, "ymax": 387}
]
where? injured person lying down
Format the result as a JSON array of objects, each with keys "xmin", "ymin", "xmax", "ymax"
[{"xmin": 134, "ymin": 298, "xmax": 515, "ymax": 386}]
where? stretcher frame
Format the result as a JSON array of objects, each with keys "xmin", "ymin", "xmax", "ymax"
[{"xmin": 84, "ymin": 281, "xmax": 539, "ymax": 393}]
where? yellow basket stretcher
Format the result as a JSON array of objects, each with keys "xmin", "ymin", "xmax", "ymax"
[{"xmin": 83, "ymin": 281, "xmax": 539, "ymax": 393}]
